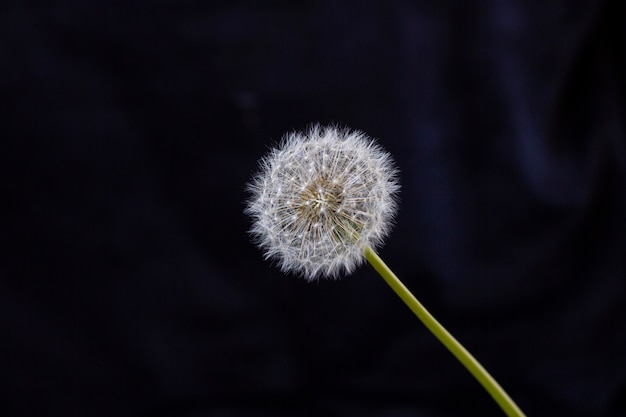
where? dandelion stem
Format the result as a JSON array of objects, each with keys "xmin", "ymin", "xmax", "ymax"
[{"xmin": 363, "ymin": 245, "xmax": 526, "ymax": 417}]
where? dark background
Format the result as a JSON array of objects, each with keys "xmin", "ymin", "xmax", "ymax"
[{"xmin": 2, "ymin": 1, "xmax": 626, "ymax": 416}]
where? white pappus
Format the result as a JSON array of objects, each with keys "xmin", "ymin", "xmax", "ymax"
[{"xmin": 245, "ymin": 125, "xmax": 400, "ymax": 281}]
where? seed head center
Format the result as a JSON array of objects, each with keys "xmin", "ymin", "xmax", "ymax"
[{"xmin": 298, "ymin": 178, "xmax": 344, "ymax": 222}]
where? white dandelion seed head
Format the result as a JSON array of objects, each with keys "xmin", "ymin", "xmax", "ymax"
[{"xmin": 245, "ymin": 125, "xmax": 400, "ymax": 281}]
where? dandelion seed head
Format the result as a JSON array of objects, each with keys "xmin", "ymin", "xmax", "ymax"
[{"xmin": 245, "ymin": 125, "xmax": 400, "ymax": 281}]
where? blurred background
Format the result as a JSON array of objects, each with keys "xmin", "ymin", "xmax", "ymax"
[{"xmin": 2, "ymin": 1, "xmax": 626, "ymax": 416}]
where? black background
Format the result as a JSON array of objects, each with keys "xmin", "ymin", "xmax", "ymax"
[{"xmin": 2, "ymin": 1, "xmax": 626, "ymax": 416}]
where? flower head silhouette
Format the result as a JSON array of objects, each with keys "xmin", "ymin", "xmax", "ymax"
[{"xmin": 245, "ymin": 125, "xmax": 400, "ymax": 280}]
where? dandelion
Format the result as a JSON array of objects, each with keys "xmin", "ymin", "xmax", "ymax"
[
  {"xmin": 245, "ymin": 124, "xmax": 399, "ymax": 280},
  {"xmin": 244, "ymin": 125, "xmax": 525, "ymax": 417}
]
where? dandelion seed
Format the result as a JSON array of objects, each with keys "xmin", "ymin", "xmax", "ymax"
[{"xmin": 244, "ymin": 124, "xmax": 400, "ymax": 280}]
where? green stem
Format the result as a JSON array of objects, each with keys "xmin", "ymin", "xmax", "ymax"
[{"xmin": 364, "ymin": 245, "xmax": 525, "ymax": 417}]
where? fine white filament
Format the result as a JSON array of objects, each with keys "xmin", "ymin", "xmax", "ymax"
[{"xmin": 245, "ymin": 125, "xmax": 400, "ymax": 281}]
